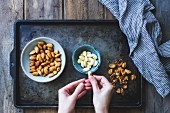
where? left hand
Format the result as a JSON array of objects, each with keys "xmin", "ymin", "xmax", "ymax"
[{"xmin": 58, "ymin": 79, "xmax": 87, "ymax": 113}]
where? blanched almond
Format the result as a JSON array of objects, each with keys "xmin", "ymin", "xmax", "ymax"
[{"xmin": 48, "ymin": 73, "xmax": 55, "ymax": 77}]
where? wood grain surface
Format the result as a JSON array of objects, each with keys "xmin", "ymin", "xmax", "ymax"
[{"xmin": 1, "ymin": 0, "xmax": 170, "ymax": 113}]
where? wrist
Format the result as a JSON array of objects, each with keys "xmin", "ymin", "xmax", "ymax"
[{"xmin": 94, "ymin": 106, "xmax": 108, "ymax": 113}]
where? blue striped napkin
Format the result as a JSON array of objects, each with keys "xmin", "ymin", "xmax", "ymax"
[{"xmin": 99, "ymin": 0, "xmax": 170, "ymax": 97}]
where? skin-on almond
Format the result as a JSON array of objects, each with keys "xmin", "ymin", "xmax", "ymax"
[
  {"xmin": 48, "ymin": 47, "xmax": 53, "ymax": 51},
  {"xmin": 46, "ymin": 43, "xmax": 53, "ymax": 48},
  {"xmin": 30, "ymin": 62, "xmax": 34, "ymax": 67},
  {"xmin": 55, "ymin": 54, "xmax": 61, "ymax": 58},
  {"xmin": 38, "ymin": 41, "xmax": 45, "ymax": 45},
  {"xmin": 34, "ymin": 46, "xmax": 39, "ymax": 53},
  {"xmin": 41, "ymin": 53, "xmax": 45, "ymax": 59},
  {"xmin": 43, "ymin": 45, "xmax": 47, "ymax": 50},
  {"xmin": 38, "ymin": 44, "xmax": 43, "ymax": 50},
  {"xmin": 32, "ymin": 72, "xmax": 39, "ymax": 76},
  {"xmin": 30, "ymin": 69, "xmax": 36, "ymax": 73},
  {"xmin": 30, "ymin": 50, "xmax": 36, "ymax": 55},
  {"xmin": 35, "ymin": 61, "xmax": 40, "ymax": 67},
  {"xmin": 47, "ymin": 52, "xmax": 52, "ymax": 58},
  {"xmin": 30, "ymin": 56, "xmax": 36, "ymax": 60},
  {"xmin": 54, "ymin": 50, "xmax": 59, "ymax": 54},
  {"xmin": 56, "ymin": 58, "xmax": 61, "ymax": 62}
]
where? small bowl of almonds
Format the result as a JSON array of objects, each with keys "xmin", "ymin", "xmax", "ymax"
[
  {"xmin": 20, "ymin": 37, "xmax": 66, "ymax": 83},
  {"xmin": 72, "ymin": 44, "xmax": 101, "ymax": 74}
]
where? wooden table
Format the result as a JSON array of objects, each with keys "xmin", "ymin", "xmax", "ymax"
[{"xmin": 0, "ymin": 0, "xmax": 170, "ymax": 113}]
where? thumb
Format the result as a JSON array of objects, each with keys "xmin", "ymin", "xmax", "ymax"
[
  {"xmin": 72, "ymin": 83, "xmax": 84, "ymax": 97},
  {"xmin": 88, "ymin": 76, "xmax": 99, "ymax": 92}
]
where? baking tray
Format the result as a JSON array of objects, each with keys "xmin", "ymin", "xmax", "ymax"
[{"xmin": 10, "ymin": 20, "xmax": 143, "ymax": 108}]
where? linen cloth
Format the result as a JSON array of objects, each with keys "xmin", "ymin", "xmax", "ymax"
[{"xmin": 99, "ymin": 0, "xmax": 170, "ymax": 97}]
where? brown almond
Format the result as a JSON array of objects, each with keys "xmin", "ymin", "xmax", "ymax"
[
  {"xmin": 109, "ymin": 63, "xmax": 116, "ymax": 69},
  {"xmin": 45, "ymin": 50, "xmax": 50, "ymax": 53},
  {"xmin": 38, "ymin": 70, "xmax": 42, "ymax": 75},
  {"xmin": 32, "ymin": 72, "xmax": 39, "ymax": 76},
  {"xmin": 108, "ymin": 69, "xmax": 113, "ymax": 75},
  {"xmin": 122, "ymin": 62, "xmax": 126, "ymax": 68},
  {"xmin": 43, "ymin": 45, "xmax": 47, "ymax": 50},
  {"xmin": 50, "ymin": 62, "xmax": 55, "ymax": 66},
  {"xmin": 55, "ymin": 54, "xmax": 61, "ymax": 58},
  {"xmin": 54, "ymin": 50, "xmax": 59, "ymax": 54},
  {"xmin": 30, "ymin": 50, "xmax": 36, "ymax": 55},
  {"xmin": 46, "ymin": 43, "xmax": 53, "ymax": 48},
  {"xmin": 48, "ymin": 47, "xmax": 53, "ymax": 51},
  {"xmin": 38, "ymin": 54, "xmax": 43, "ymax": 62},
  {"xmin": 51, "ymin": 52, "xmax": 55, "ymax": 57},
  {"xmin": 35, "ymin": 61, "xmax": 40, "ymax": 67},
  {"xmin": 38, "ymin": 41, "xmax": 45, "ymax": 45},
  {"xmin": 41, "ymin": 53, "xmax": 45, "ymax": 59},
  {"xmin": 30, "ymin": 66, "xmax": 36, "ymax": 69},
  {"xmin": 125, "ymin": 69, "xmax": 131, "ymax": 74},
  {"xmin": 44, "ymin": 67, "xmax": 49, "ymax": 75},
  {"xmin": 47, "ymin": 52, "xmax": 52, "ymax": 58},
  {"xmin": 46, "ymin": 55, "xmax": 49, "ymax": 61},
  {"xmin": 30, "ymin": 56, "xmax": 36, "ymax": 60},
  {"xmin": 38, "ymin": 44, "xmax": 43, "ymax": 50},
  {"xmin": 41, "ymin": 62, "xmax": 47, "ymax": 66},
  {"xmin": 131, "ymin": 74, "xmax": 136, "ymax": 80},
  {"xmin": 53, "ymin": 71, "xmax": 58, "ymax": 75},
  {"xmin": 49, "ymin": 67, "xmax": 54, "ymax": 72},
  {"xmin": 40, "ymin": 50, "xmax": 44, "ymax": 53},
  {"xmin": 38, "ymin": 65, "xmax": 42, "ymax": 70},
  {"xmin": 48, "ymin": 73, "xmax": 55, "ymax": 78},
  {"xmin": 57, "ymin": 67, "xmax": 60, "ymax": 72},
  {"xmin": 56, "ymin": 62, "xmax": 61, "ymax": 67},
  {"xmin": 56, "ymin": 58, "xmax": 61, "ymax": 62},
  {"xmin": 50, "ymin": 58, "xmax": 54, "ymax": 63},
  {"xmin": 30, "ymin": 62, "xmax": 34, "ymax": 67},
  {"xmin": 30, "ymin": 69, "xmax": 36, "ymax": 73},
  {"xmin": 34, "ymin": 46, "xmax": 39, "ymax": 53},
  {"xmin": 116, "ymin": 88, "xmax": 121, "ymax": 94}
]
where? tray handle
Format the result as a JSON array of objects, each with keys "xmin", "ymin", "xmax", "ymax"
[{"xmin": 10, "ymin": 49, "xmax": 16, "ymax": 78}]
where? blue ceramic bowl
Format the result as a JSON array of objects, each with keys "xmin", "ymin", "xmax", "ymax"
[{"xmin": 72, "ymin": 44, "xmax": 101, "ymax": 74}]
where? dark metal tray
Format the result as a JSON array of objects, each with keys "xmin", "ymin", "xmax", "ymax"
[{"xmin": 10, "ymin": 20, "xmax": 142, "ymax": 108}]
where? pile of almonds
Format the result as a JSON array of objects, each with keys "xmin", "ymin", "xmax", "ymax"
[
  {"xmin": 77, "ymin": 51, "xmax": 98, "ymax": 72},
  {"xmin": 108, "ymin": 59, "xmax": 136, "ymax": 96},
  {"xmin": 29, "ymin": 41, "xmax": 61, "ymax": 78}
]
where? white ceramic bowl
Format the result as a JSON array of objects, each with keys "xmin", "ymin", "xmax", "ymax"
[{"xmin": 20, "ymin": 37, "xmax": 66, "ymax": 83}]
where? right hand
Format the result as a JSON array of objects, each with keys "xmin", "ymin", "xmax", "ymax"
[{"xmin": 87, "ymin": 75, "xmax": 113, "ymax": 113}]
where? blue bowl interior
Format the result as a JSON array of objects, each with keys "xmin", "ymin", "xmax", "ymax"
[{"xmin": 72, "ymin": 44, "xmax": 101, "ymax": 74}]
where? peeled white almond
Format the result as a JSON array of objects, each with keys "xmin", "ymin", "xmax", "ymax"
[
  {"xmin": 92, "ymin": 54, "xmax": 97, "ymax": 60},
  {"xmin": 82, "ymin": 51, "xmax": 87, "ymax": 56},
  {"xmin": 87, "ymin": 64, "xmax": 91, "ymax": 69},
  {"xmin": 79, "ymin": 56, "xmax": 85, "ymax": 60},
  {"xmin": 85, "ymin": 56, "xmax": 88, "ymax": 62},
  {"xmin": 93, "ymin": 60, "xmax": 98, "ymax": 66},
  {"xmin": 87, "ymin": 53, "xmax": 92, "ymax": 58},
  {"xmin": 77, "ymin": 59, "xmax": 81, "ymax": 64},
  {"xmin": 83, "ymin": 68, "xmax": 90, "ymax": 71},
  {"xmin": 88, "ymin": 58, "xmax": 94, "ymax": 66},
  {"xmin": 81, "ymin": 61, "xmax": 84, "ymax": 68},
  {"xmin": 84, "ymin": 60, "xmax": 87, "ymax": 67}
]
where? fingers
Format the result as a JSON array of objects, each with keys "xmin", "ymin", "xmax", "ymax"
[
  {"xmin": 93, "ymin": 75, "xmax": 111, "ymax": 85},
  {"xmin": 64, "ymin": 78, "xmax": 86, "ymax": 90},
  {"xmin": 72, "ymin": 83, "xmax": 85, "ymax": 97},
  {"xmin": 77, "ymin": 90, "xmax": 87, "ymax": 100},
  {"xmin": 88, "ymin": 76, "xmax": 99, "ymax": 92}
]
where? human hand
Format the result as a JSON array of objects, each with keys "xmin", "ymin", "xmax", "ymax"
[
  {"xmin": 58, "ymin": 79, "xmax": 87, "ymax": 113},
  {"xmin": 88, "ymin": 75, "xmax": 113, "ymax": 113}
]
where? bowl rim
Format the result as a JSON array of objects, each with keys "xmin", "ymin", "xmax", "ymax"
[
  {"xmin": 72, "ymin": 44, "xmax": 101, "ymax": 74},
  {"xmin": 20, "ymin": 37, "xmax": 66, "ymax": 83}
]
